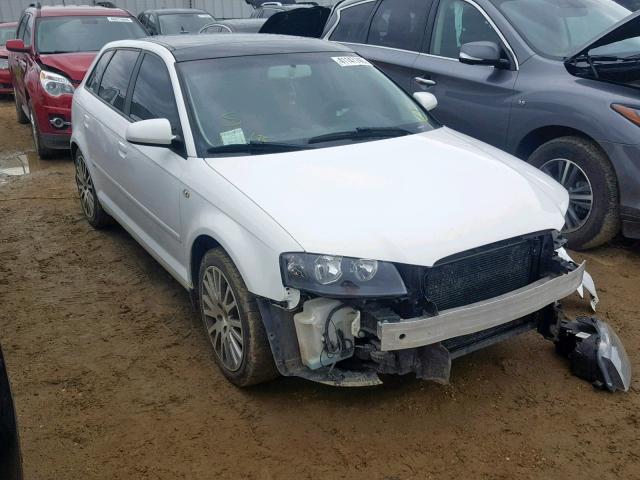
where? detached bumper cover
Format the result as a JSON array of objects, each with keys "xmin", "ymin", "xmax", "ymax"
[{"xmin": 379, "ymin": 262, "xmax": 585, "ymax": 351}]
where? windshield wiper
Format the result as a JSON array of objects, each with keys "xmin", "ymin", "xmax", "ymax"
[
  {"xmin": 207, "ymin": 141, "xmax": 311, "ymax": 155},
  {"xmin": 308, "ymin": 127, "xmax": 412, "ymax": 145}
]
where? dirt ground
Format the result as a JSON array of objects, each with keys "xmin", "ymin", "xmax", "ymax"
[{"xmin": 0, "ymin": 96, "xmax": 639, "ymax": 480}]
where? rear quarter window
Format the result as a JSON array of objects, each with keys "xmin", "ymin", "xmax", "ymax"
[{"xmin": 329, "ymin": 1, "xmax": 376, "ymax": 43}]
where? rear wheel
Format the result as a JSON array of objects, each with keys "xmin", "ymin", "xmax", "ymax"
[
  {"xmin": 74, "ymin": 149, "xmax": 111, "ymax": 228},
  {"xmin": 28, "ymin": 100, "xmax": 55, "ymax": 159},
  {"xmin": 529, "ymin": 136, "xmax": 619, "ymax": 250},
  {"xmin": 14, "ymin": 93, "xmax": 28, "ymax": 124},
  {"xmin": 198, "ymin": 249, "xmax": 278, "ymax": 387}
]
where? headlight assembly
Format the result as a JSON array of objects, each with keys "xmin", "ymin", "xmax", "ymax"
[
  {"xmin": 0, "ymin": 59, "xmax": 8, "ymax": 70},
  {"xmin": 281, "ymin": 253, "xmax": 407, "ymax": 297},
  {"xmin": 611, "ymin": 104, "xmax": 640, "ymax": 127},
  {"xmin": 40, "ymin": 70, "xmax": 74, "ymax": 97}
]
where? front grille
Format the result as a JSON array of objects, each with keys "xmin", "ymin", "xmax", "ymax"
[{"xmin": 422, "ymin": 234, "xmax": 545, "ymax": 311}]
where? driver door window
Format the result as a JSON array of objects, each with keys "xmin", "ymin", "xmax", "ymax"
[{"xmin": 430, "ymin": 0, "xmax": 502, "ymax": 58}]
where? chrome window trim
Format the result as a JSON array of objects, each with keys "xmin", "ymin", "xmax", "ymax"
[
  {"xmin": 325, "ymin": 0, "xmax": 519, "ymax": 70},
  {"xmin": 324, "ymin": 0, "xmax": 377, "ymax": 40}
]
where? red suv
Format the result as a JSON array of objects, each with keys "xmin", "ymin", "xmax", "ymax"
[
  {"xmin": 6, "ymin": 5, "xmax": 146, "ymax": 158},
  {"xmin": 0, "ymin": 22, "xmax": 17, "ymax": 94}
]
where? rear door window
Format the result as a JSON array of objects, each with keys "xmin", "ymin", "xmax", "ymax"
[
  {"xmin": 430, "ymin": 0, "xmax": 502, "ymax": 58},
  {"xmin": 86, "ymin": 49, "xmax": 114, "ymax": 94},
  {"xmin": 129, "ymin": 53, "xmax": 180, "ymax": 133},
  {"xmin": 97, "ymin": 49, "xmax": 139, "ymax": 113},
  {"xmin": 367, "ymin": 0, "xmax": 431, "ymax": 51},
  {"xmin": 329, "ymin": 1, "xmax": 376, "ymax": 43}
]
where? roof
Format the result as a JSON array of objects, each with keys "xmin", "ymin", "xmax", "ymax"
[
  {"xmin": 145, "ymin": 33, "xmax": 352, "ymax": 62},
  {"xmin": 146, "ymin": 9, "xmax": 210, "ymax": 16},
  {"xmin": 260, "ymin": 4, "xmax": 315, "ymax": 10},
  {"xmin": 27, "ymin": 6, "xmax": 130, "ymax": 18}
]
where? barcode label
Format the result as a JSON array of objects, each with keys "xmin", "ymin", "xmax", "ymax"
[{"xmin": 331, "ymin": 56, "xmax": 372, "ymax": 67}]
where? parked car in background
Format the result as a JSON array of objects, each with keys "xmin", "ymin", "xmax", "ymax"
[
  {"xmin": 250, "ymin": 2, "xmax": 318, "ymax": 19},
  {"xmin": 319, "ymin": 0, "xmax": 640, "ymax": 250},
  {"xmin": 137, "ymin": 9, "xmax": 215, "ymax": 35},
  {"xmin": 0, "ymin": 22, "xmax": 17, "ymax": 94},
  {"xmin": 6, "ymin": 5, "xmax": 146, "ymax": 158},
  {"xmin": 70, "ymin": 34, "xmax": 629, "ymax": 392},
  {"xmin": 200, "ymin": 19, "xmax": 266, "ymax": 34}
]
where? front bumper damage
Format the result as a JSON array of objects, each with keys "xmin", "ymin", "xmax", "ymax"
[{"xmin": 258, "ymin": 250, "xmax": 631, "ymax": 391}]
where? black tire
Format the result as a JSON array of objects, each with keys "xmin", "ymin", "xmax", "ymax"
[
  {"xmin": 74, "ymin": 149, "xmax": 111, "ymax": 229},
  {"xmin": 198, "ymin": 249, "xmax": 278, "ymax": 387},
  {"xmin": 529, "ymin": 136, "xmax": 619, "ymax": 250},
  {"xmin": 14, "ymin": 93, "xmax": 28, "ymax": 124},
  {"xmin": 28, "ymin": 100, "xmax": 56, "ymax": 159}
]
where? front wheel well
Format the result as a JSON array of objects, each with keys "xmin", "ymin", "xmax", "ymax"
[
  {"xmin": 70, "ymin": 141, "xmax": 79, "ymax": 159},
  {"xmin": 515, "ymin": 126, "xmax": 602, "ymax": 161},
  {"xmin": 190, "ymin": 235, "xmax": 222, "ymax": 290}
]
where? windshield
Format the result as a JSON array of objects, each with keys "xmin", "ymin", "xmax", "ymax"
[
  {"xmin": 36, "ymin": 16, "xmax": 146, "ymax": 54},
  {"xmin": 158, "ymin": 13, "xmax": 215, "ymax": 34},
  {"xmin": 178, "ymin": 52, "xmax": 436, "ymax": 156},
  {"xmin": 493, "ymin": 0, "xmax": 633, "ymax": 58},
  {"xmin": 0, "ymin": 26, "xmax": 15, "ymax": 45}
]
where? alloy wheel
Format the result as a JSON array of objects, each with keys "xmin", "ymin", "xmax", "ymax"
[
  {"xmin": 201, "ymin": 266, "xmax": 244, "ymax": 371},
  {"xmin": 540, "ymin": 158, "xmax": 593, "ymax": 232},
  {"xmin": 75, "ymin": 155, "xmax": 95, "ymax": 219}
]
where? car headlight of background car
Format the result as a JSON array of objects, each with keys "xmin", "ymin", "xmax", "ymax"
[
  {"xmin": 39, "ymin": 70, "xmax": 74, "ymax": 97},
  {"xmin": 281, "ymin": 253, "xmax": 407, "ymax": 297},
  {"xmin": 0, "ymin": 58, "xmax": 8, "ymax": 70}
]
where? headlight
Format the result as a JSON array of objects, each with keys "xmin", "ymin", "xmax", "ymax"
[
  {"xmin": 0, "ymin": 58, "xmax": 8, "ymax": 70},
  {"xmin": 612, "ymin": 104, "xmax": 640, "ymax": 127},
  {"xmin": 39, "ymin": 70, "xmax": 74, "ymax": 97},
  {"xmin": 281, "ymin": 253, "xmax": 407, "ymax": 297}
]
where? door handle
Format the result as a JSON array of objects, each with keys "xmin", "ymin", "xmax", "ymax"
[
  {"xmin": 117, "ymin": 140, "xmax": 128, "ymax": 158},
  {"xmin": 414, "ymin": 76, "xmax": 437, "ymax": 87}
]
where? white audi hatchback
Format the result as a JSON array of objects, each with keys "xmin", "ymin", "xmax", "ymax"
[{"xmin": 71, "ymin": 35, "xmax": 629, "ymax": 391}]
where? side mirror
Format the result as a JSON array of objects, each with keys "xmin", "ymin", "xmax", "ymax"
[
  {"xmin": 413, "ymin": 92, "xmax": 438, "ymax": 112},
  {"xmin": 126, "ymin": 119, "xmax": 174, "ymax": 147},
  {"xmin": 459, "ymin": 41, "xmax": 507, "ymax": 68},
  {"xmin": 5, "ymin": 39, "xmax": 29, "ymax": 53}
]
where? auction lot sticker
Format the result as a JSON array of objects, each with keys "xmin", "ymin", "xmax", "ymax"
[
  {"xmin": 332, "ymin": 57, "xmax": 372, "ymax": 67},
  {"xmin": 107, "ymin": 17, "xmax": 133, "ymax": 22}
]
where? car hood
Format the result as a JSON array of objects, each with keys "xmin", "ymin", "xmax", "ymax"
[
  {"xmin": 205, "ymin": 127, "xmax": 569, "ymax": 266},
  {"xmin": 259, "ymin": 6, "xmax": 330, "ymax": 38},
  {"xmin": 565, "ymin": 10, "xmax": 640, "ymax": 62},
  {"xmin": 38, "ymin": 52, "xmax": 97, "ymax": 83}
]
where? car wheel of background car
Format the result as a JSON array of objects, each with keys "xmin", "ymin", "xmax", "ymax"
[
  {"xmin": 74, "ymin": 150, "xmax": 111, "ymax": 229},
  {"xmin": 28, "ymin": 100, "xmax": 55, "ymax": 159},
  {"xmin": 529, "ymin": 136, "xmax": 619, "ymax": 250},
  {"xmin": 198, "ymin": 249, "xmax": 278, "ymax": 387},
  {"xmin": 14, "ymin": 94, "xmax": 28, "ymax": 124}
]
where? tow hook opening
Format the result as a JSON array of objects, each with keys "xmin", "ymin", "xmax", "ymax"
[{"xmin": 554, "ymin": 316, "xmax": 631, "ymax": 392}]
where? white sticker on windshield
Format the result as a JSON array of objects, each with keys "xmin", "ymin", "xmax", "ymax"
[
  {"xmin": 198, "ymin": 14, "xmax": 211, "ymax": 18},
  {"xmin": 220, "ymin": 128, "xmax": 247, "ymax": 146},
  {"xmin": 107, "ymin": 17, "xmax": 133, "ymax": 22},
  {"xmin": 331, "ymin": 56, "xmax": 372, "ymax": 67}
]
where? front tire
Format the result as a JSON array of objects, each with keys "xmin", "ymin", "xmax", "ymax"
[
  {"xmin": 529, "ymin": 136, "xmax": 619, "ymax": 250},
  {"xmin": 74, "ymin": 149, "xmax": 111, "ymax": 228},
  {"xmin": 28, "ymin": 100, "xmax": 55, "ymax": 159},
  {"xmin": 14, "ymin": 93, "xmax": 28, "ymax": 124},
  {"xmin": 198, "ymin": 249, "xmax": 278, "ymax": 387}
]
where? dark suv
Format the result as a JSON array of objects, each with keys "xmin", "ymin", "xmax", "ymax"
[{"xmin": 321, "ymin": 0, "xmax": 640, "ymax": 249}]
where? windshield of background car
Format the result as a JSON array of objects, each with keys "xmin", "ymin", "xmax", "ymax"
[
  {"xmin": 0, "ymin": 27, "xmax": 15, "ymax": 45},
  {"xmin": 494, "ymin": 0, "xmax": 635, "ymax": 58},
  {"xmin": 179, "ymin": 52, "xmax": 436, "ymax": 156},
  {"xmin": 36, "ymin": 16, "xmax": 146, "ymax": 54},
  {"xmin": 158, "ymin": 13, "xmax": 215, "ymax": 34}
]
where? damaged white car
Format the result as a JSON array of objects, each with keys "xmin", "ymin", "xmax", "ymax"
[{"xmin": 71, "ymin": 34, "xmax": 630, "ymax": 391}]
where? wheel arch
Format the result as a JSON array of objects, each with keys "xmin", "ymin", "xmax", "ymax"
[
  {"xmin": 515, "ymin": 126, "xmax": 604, "ymax": 161},
  {"xmin": 189, "ymin": 234, "xmax": 222, "ymax": 294}
]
